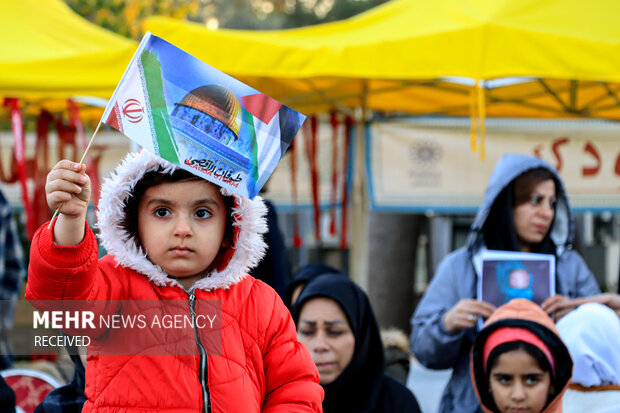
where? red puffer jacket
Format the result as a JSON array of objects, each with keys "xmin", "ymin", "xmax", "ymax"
[{"xmin": 26, "ymin": 150, "xmax": 323, "ymax": 412}]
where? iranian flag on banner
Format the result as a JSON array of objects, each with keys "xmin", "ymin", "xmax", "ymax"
[
  {"xmin": 102, "ymin": 38, "xmax": 179, "ymax": 163},
  {"xmin": 101, "ymin": 32, "xmax": 305, "ymax": 199}
]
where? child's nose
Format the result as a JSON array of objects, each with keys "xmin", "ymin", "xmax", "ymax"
[
  {"xmin": 173, "ymin": 217, "xmax": 192, "ymax": 237},
  {"xmin": 511, "ymin": 382, "xmax": 526, "ymax": 402}
]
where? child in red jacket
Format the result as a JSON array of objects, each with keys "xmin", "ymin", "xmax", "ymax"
[{"xmin": 26, "ymin": 150, "xmax": 323, "ymax": 413}]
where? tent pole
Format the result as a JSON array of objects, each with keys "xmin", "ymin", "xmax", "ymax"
[{"xmin": 349, "ymin": 79, "xmax": 370, "ymax": 290}]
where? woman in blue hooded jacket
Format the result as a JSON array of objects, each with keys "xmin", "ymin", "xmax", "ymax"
[{"xmin": 409, "ymin": 153, "xmax": 600, "ymax": 413}]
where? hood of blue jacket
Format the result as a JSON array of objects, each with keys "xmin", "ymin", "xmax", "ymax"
[{"xmin": 467, "ymin": 153, "xmax": 573, "ymax": 253}]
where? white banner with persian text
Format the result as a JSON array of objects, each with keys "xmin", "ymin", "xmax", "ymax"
[{"xmin": 369, "ymin": 118, "xmax": 620, "ymax": 212}]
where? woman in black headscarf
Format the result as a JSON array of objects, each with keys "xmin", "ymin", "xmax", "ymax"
[
  {"xmin": 285, "ymin": 263, "xmax": 345, "ymax": 309},
  {"xmin": 292, "ymin": 274, "xmax": 421, "ymax": 413}
]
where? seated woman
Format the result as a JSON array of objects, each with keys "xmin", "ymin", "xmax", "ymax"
[
  {"xmin": 292, "ymin": 274, "xmax": 421, "ymax": 413},
  {"xmin": 410, "ymin": 153, "xmax": 600, "ymax": 412},
  {"xmin": 556, "ymin": 302, "xmax": 620, "ymax": 413},
  {"xmin": 471, "ymin": 299, "xmax": 573, "ymax": 413}
]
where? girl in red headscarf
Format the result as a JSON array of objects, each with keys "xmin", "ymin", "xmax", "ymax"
[{"xmin": 471, "ymin": 299, "xmax": 573, "ymax": 413}]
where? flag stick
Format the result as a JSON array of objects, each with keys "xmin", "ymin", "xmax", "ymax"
[{"xmin": 48, "ymin": 121, "xmax": 102, "ymax": 229}]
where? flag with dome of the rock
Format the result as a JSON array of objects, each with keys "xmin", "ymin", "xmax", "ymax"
[{"xmin": 101, "ymin": 31, "xmax": 305, "ymax": 199}]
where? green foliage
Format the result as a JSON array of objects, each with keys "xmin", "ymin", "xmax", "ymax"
[{"xmin": 63, "ymin": 0, "xmax": 390, "ymax": 37}]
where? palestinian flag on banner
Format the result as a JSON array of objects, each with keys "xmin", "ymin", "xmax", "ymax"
[
  {"xmin": 101, "ymin": 32, "xmax": 305, "ymax": 199},
  {"xmin": 240, "ymin": 94, "xmax": 304, "ymax": 197}
]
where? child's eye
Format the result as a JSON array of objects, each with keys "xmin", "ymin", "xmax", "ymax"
[
  {"xmin": 154, "ymin": 208, "xmax": 170, "ymax": 217},
  {"xmin": 194, "ymin": 208, "xmax": 212, "ymax": 219},
  {"xmin": 524, "ymin": 375, "xmax": 541, "ymax": 385},
  {"xmin": 494, "ymin": 375, "xmax": 512, "ymax": 385}
]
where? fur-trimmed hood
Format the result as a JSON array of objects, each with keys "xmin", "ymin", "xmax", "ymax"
[{"xmin": 96, "ymin": 150, "xmax": 268, "ymax": 291}]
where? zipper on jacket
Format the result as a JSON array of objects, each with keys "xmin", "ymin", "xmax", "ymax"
[{"xmin": 189, "ymin": 291, "xmax": 212, "ymax": 413}]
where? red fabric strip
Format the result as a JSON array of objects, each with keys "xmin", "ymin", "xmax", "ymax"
[
  {"xmin": 54, "ymin": 117, "xmax": 77, "ymax": 164},
  {"xmin": 4, "ymin": 98, "xmax": 35, "ymax": 239},
  {"xmin": 289, "ymin": 138, "xmax": 303, "ymax": 248},
  {"xmin": 0, "ymin": 114, "xmax": 18, "ymax": 183},
  {"xmin": 34, "ymin": 110, "xmax": 53, "ymax": 230},
  {"xmin": 329, "ymin": 112, "xmax": 339, "ymax": 236},
  {"xmin": 68, "ymin": 100, "xmax": 101, "ymax": 208},
  {"xmin": 305, "ymin": 116, "xmax": 321, "ymax": 242},
  {"xmin": 340, "ymin": 116, "xmax": 354, "ymax": 250}
]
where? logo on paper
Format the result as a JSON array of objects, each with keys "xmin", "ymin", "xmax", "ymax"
[{"xmin": 122, "ymin": 99, "xmax": 144, "ymax": 123}]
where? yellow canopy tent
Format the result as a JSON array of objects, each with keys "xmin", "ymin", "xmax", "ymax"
[
  {"xmin": 0, "ymin": 0, "xmax": 137, "ymax": 238},
  {"xmin": 0, "ymin": 0, "xmax": 136, "ymax": 117},
  {"xmin": 146, "ymin": 0, "xmax": 620, "ymax": 282},
  {"xmin": 145, "ymin": 0, "xmax": 620, "ymax": 120}
]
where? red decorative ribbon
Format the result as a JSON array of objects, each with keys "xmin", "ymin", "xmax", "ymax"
[
  {"xmin": 68, "ymin": 100, "xmax": 101, "ymax": 208},
  {"xmin": 305, "ymin": 116, "xmax": 321, "ymax": 242},
  {"xmin": 55, "ymin": 116, "xmax": 78, "ymax": 162},
  {"xmin": 329, "ymin": 112, "xmax": 339, "ymax": 236},
  {"xmin": 340, "ymin": 116, "xmax": 354, "ymax": 250},
  {"xmin": 3, "ymin": 98, "xmax": 35, "ymax": 239},
  {"xmin": 0, "ymin": 123, "xmax": 18, "ymax": 184},
  {"xmin": 289, "ymin": 138, "xmax": 303, "ymax": 248},
  {"xmin": 34, "ymin": 111, "xmax": 53, "ymax": 230}
]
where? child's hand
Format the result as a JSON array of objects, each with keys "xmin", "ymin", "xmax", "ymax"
[{"xmin": 46, "ymin": 161, "xmax": 91, "ymax": 219}]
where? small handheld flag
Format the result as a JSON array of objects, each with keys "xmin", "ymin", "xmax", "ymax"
[{"xmin": 101, "ymin": 32, "xmax": 306, "ymax": 199}]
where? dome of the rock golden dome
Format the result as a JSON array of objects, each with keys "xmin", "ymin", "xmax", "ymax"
[{"xmin": 177, "ymin": 84, "xmax": 242, "ymax": 135}]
